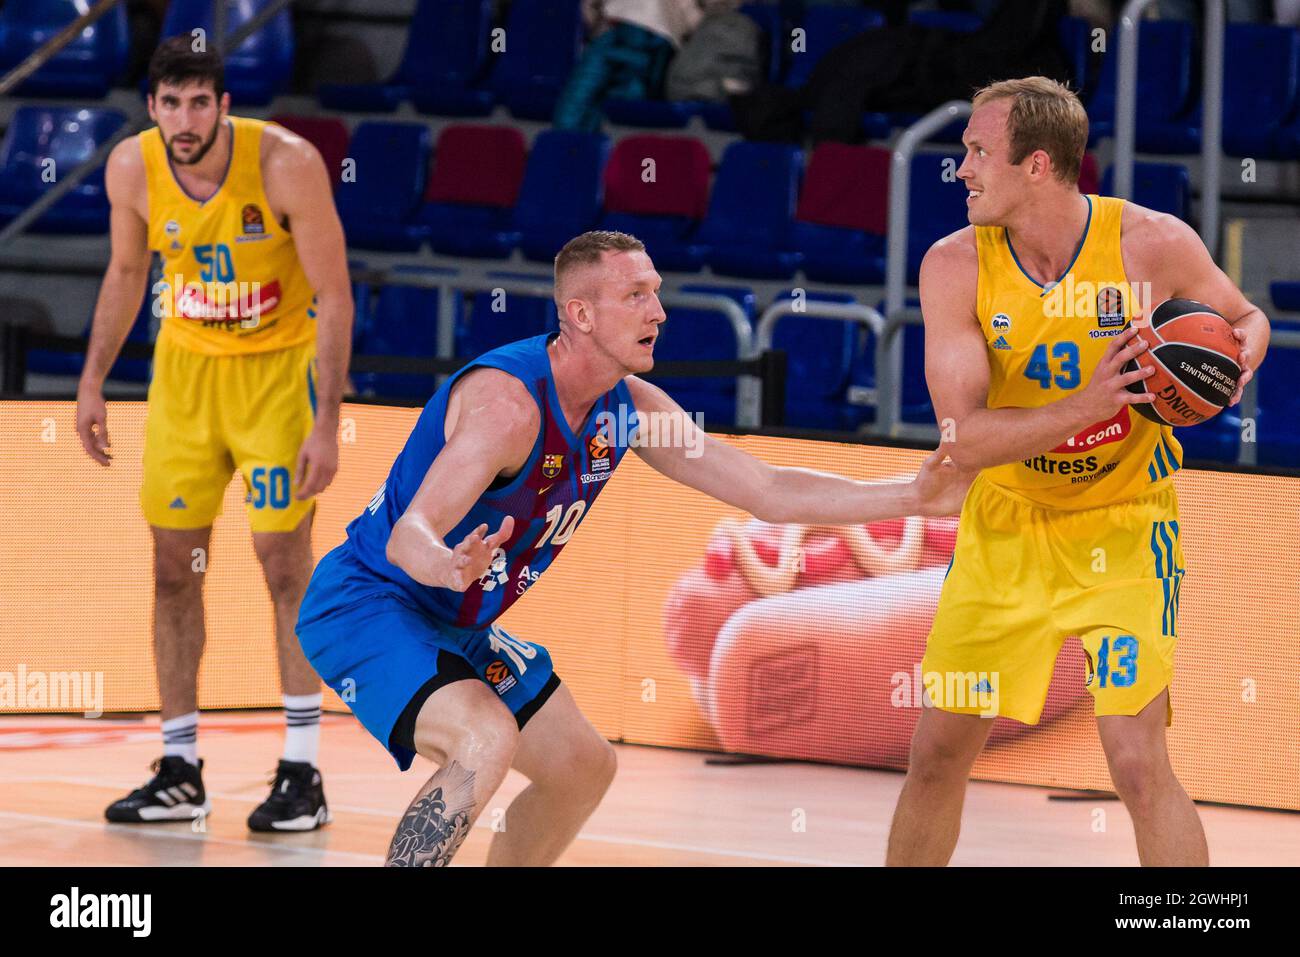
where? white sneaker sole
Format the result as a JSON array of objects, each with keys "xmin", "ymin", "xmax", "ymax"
[
  {"xmin": 131, "ymin": 799, "xmax": 212, "ymax": 822},
  {"xmin": 267, "ymin": 806, "xmax": 331, "ymax": 832}
]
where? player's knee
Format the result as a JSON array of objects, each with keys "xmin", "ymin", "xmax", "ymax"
[
  {"xmin": 1106, "ymin": 746, "xmax": 1168, "ymax": 806},
  {"xmin": 256, "ymin": 552, "xmax": 310, "ymax": 600},
  {"xmin": 154, "ymin": 554, "xmax": 203, "ymax": 596},
  {"xmin": 908, "ymin": 730, "xmax": 981, "ymax": 782},
  {"xmin": 538, "ymin": 734, "xmax": 617, "ymax": 805},
  {"xmin": 415, "ymin": 702, "xmax": 518, "ymax": 770}
]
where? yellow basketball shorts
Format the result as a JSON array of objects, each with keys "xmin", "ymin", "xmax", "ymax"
[
  {"xmin": 141, "ymin": 335, "xmax": 318, "ymax": 533},
  {"xmin": 922, "ymin": 473, "xmax": 1184, "ymax": 725}
]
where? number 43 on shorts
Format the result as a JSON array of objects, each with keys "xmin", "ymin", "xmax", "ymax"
[{"xmin": 1089, "ymin": 634, "xmax": 1138, "ymax": 688}]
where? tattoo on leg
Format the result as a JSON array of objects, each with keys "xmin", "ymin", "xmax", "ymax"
[{"xmin": 385, "ymin": 760, "xmax": 476, "ymax": 867}]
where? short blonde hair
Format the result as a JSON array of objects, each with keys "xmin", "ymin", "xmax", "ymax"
[{"xmin": 971, "ymin": 76, "xmax": 1088, "ymax": 184}]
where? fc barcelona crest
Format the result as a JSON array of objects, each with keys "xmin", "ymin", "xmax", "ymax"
[{"xmin": 542, "ymin": 453, "xmax": 564, "ymax": 479}]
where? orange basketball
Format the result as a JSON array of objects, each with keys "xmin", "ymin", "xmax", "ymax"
[{"xmin": 1123, "ymin": 298, "xmax": 1241, "ymax": 426}]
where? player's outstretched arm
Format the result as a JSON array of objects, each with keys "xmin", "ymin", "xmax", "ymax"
[
  {"xmin": 264, "ymin": 128, "xmax": 355, "ymax": 499},
  {"xmin": 385, "ymin": 370, "xmax": 537, "ymax": 590},
  {"xmin": 76, "ymin": 138, "xmax": 153, "ymax": 465},
  {"xmin": 1122, "ymin": 206, "xmax": 1270, "ymax": 406},
  {"xmin": 922, "ymin": 237, "xmax": 1156, "ymax": 472},
  {"xmin": 625, "ymin": 376, "xmax": 973, "ymax": 522}
]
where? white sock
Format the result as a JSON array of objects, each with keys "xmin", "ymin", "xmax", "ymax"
[
  {"xmin": 161, "ymin": 711, "xmax": 199, "ymax": 766},
  {"xmin": 283, "ymin": 692, "xmax": 322, "ymax": 766}
]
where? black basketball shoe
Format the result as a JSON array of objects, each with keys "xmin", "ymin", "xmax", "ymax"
[
  {"xmin": 247, "ymin": 759, "xmax": 331, "ymax": 832},
  {"xmin": 105, "ymin": 756, "xmax": 210, "ymax": 823}
]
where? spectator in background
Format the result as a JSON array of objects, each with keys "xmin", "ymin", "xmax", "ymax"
[
  {"xmin": 666, "ymin": 0, "xmax": 763, "ymax": 103},
  {"xmin": 554, "ymin": 0, "xmax": 705, "ymax": 130}
]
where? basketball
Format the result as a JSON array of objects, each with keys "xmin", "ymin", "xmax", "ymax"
[{"xmin": 1123, "ymin": 298, "xmax": 1241, "ymax": 427}]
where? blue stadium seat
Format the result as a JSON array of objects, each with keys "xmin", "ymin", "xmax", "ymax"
[
  {"xmin": 319, "ymin": 1, "xmax": 491, "ymax": 114},
  {"xmin": 854, "ymin": 299, "xmax": 932, "ymax": 428},
  {"xmin": 907, "ymin": 152, "xmax": 969, "ymax": 282},
  {"xmin": 1058, "ymin": 16, "xmax": 1094, "ymax": 100},
  {"xmin": 409, "ymin": 0, "xmax": 494, "ymax": 116},
  {"xmin": 909, "ymin": 9, "xmax": 983, "ymax": 32},
  {"xmin": 1141, "ymin": 24, "xmax": 1300, "ymax": 157},
  {"xmin": 0, "ymin": 107, "xmax": 127, "ymax": 234},
  {"xmin": 1224, "ymin": 24, "xmax": 1300, "ymax": 158},
  {"xmin": 334, "ymin": 122, "xmax": 431, "ymax": 251},
  {"xmin": 1174, "ymin": 412, "xmax": 1241, "ymax": 465},
  {"xmin": 1087, "ymin": 19, "xmax": 1195, "ymax": 150},
  {"xmin": 514, "ymin": 130, "xmax": 609, "ymax": 263},
  {"xmin": 459, "ymin": 283, "xmax": 556, "ymax": 358},
  {"xmin": 768, "ymin": 290, "xmax": 860, "ymax": 430},
  {"xmin": 160, "ymin": 0, "xmax": 293, "ymax": 106},
  {"xmin": 652, "ymin": 284, "xmax": 756, "ymax": 428},
  {"xmin": 348, "ymin": 259, "xmax": 372, "ymax": 351},
  {"xmin": 699, "ymin": 142, "xmax": 803, "ymax": 280},
  {"xmin": 0, "ymin": 0, "xmax": 128, "ymax": 98},
  {"xmin": 1253, "ymin": 316, "xmax": 1300, "ymax": 465},
  {"xmin": 1101, "ymin": 162, "xmax": 1190, "ymax": 222},
  {"xmin": 784, "ymin": 6, "xmax": 885, "ymax": 89},
  {"xmin": 1271, "ymin": 281, "xmax": 1300, "ymax": 312},
  {"xmin": 490, "ymin": 0, "xmax": 583, "ymax": 120},
  {"xmin": 353, "ymin": 266, "xmax": 460, "ymax": 400},
  {"xmin": 26, "ymin": 289, "xmax": 153, "ymax": 382}
]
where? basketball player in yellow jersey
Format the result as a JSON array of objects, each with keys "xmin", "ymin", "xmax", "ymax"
[
  {"xmin": 74, "ymin": 39, "xmax": 353, "ymax": 830},
  {"xmin": 886, "ymin": 78, "xmax": 1270, "ymax": 867}
]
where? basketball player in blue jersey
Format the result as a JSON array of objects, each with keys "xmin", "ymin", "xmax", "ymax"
[{"xmin": 297, "ymin": 231, "xmax": 973, "ymax": 866}]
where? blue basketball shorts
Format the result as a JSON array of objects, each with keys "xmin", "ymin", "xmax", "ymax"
[{"xmin": 296, "ymin": 541, "xmax": 560, "ymax": 771}]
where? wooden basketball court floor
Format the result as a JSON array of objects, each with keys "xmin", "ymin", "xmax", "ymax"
[{"xmin": 1, "ymin": 712, "xmax": 1296, "ymax": 866}]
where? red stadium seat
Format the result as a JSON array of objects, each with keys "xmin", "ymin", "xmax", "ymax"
[{"xmin": 269, "ymin": 115, "xmax": 350, "ymax": 191}]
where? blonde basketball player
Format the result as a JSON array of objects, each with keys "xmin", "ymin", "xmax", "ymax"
[
  {"xmin": 886, "ymin": 77, "xmax": 1269, "ymax": 866},
  {"xmin": 74, "ymin": 38, "xmax": 353, "ymax": 830}
]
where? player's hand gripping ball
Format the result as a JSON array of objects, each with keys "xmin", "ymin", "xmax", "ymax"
[{"xmin": 1123, "ymin": 298, "xmax": 1241, "ymax": 426}]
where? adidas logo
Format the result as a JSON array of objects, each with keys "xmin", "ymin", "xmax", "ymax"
[
  {"xmin": 169, "ymin": 497, "xmax": 187, "ymax": 509},
  {"xmin": 972, "ymin": 678, "xmax": 994, "ymax": 694},
  {"xmin": 992, "ymin": 335, "xmax": 1011, "ymax": 350}
]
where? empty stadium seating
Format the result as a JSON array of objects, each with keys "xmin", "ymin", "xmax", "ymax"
[
  {"xmin": 352, "ymin": 265, "xmax": 458, "ymax": 400},
  {"xmin": 652, "ymin": 284, "xmax": 756, "ymax": 427},
  {"xmin": 459, "ymin": 277, "xmax": 557, "ymax": 358},
  {"xmin": 0, "ymin": 0, "xmax": 128, "ymax": 98},
  {"xmin": 700, "ymin": 142, "xmax": 803, "ymax": 280},
  {"xmin": 420, "ymin": 125, "xmax": 526, "ymax": 259},
  {"xmin": 334, "ymin": 122, "xmax": 431, "ymax": 251},
  {"xmin": 1101, "ymin": 162, "xmax": 1191, "ymax": 221},
  {"xmin": 489, "ymin": 0, "xmax": 584, "ymax": 120},
  {"xmin": 790, "ymin": 143, "xmax": 889, "ymax": 285},
  {"xmin": 598, "ymin": 134, "xmax": 712, "ymax": 272},
  {"xmin": 1088, "ymin": 19, "xmax": 1195, "ymax": 150},
  {"xmin": 513, "ymin": 130, "xmax": 609, "ymax": 263},
  {"xmin": 0, "ymin": 106, "xmax": 128, "ymax": 234},
  {"xmin": 268, "ymin": 115, "xmax": 349, "ymax": 191},
  {"xmin": 160, "ymin": 0, "xmax": 294, "ymax": 106}
]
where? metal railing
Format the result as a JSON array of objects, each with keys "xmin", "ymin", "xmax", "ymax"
[
  {"xmin": 876, "ymin": 101, "xmax": 971, "ymax": 440},
  {"xmin": 1112, "ymin": 0, "xmax": 1225, "ymax": 256},
  {"xmin": 347, "ymin": 269, "xmax": 762, "ymax": 426}
]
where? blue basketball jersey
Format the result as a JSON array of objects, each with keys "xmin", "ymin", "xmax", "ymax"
[{"xmin": 347, "ymin": 333, "xmax": 639, "ymax": 629}]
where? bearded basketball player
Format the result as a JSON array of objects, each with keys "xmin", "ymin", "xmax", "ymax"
[{"xmin": 75, "ymin": 38, "xmax": 353, "ymax": 830}]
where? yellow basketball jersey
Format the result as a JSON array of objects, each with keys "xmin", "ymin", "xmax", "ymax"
[
  {"xmin": 141, "ymin": 115, "xmax": 316, "ymax": 355},
  {"xmin": 976, "ymin": 194, "xmax": 1182, "ymax": 509}
]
